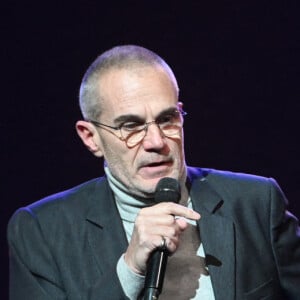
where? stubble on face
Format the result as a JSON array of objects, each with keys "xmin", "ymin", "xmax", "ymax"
[{"xmin": 96, "ymin": 66, "xmax": 187, "ymax": 198}]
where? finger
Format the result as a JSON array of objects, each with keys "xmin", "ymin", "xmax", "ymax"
[
  {"xmin": 154, "ymin": 202, "xmax": 201, "ymax": 220},
  {"xmin": 151, "ymin": 235, "xmax": 177, "ymax": 255},
  {"xmin": 175, "ymin": 217, "xmax": 190, "ymax": 230},
  {"xmin": 135, "ymin": 213, "xmax": 176, "ymax": 230}
]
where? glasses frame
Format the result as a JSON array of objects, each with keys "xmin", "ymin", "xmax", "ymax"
[{"xmin": 87, "ymin": 108, "xmax": 187, "ymax": 147}]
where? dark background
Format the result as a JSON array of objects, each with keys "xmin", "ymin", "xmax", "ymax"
[{"xmin": 2, "ymin": 1, "xmax": 299, "ymax": 298}]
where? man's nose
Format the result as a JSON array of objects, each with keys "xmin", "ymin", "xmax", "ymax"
[{"xmin": 142, "ymin": 122, "xmax": 165, "ymax": 149}]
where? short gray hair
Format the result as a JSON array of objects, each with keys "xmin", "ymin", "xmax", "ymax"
[{"xmin": 79, "ymin": 45, "xmax": 178, "ymax": 120}]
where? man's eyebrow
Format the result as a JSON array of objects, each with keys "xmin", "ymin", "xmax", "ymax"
[
  {"xmin": 113, "ymin": 107, "xmax": 178, "ymax": 125},
  {"xmin": 113, "ymin": 114, "xmax": 144, "ymax": 125},
  {"xmin": 156, "ymin": 107, "xmax": 178, "ymax": 118}
]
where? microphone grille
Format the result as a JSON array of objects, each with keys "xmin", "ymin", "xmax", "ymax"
[{"xmin": 154, "ymin": 177, "xmax": 181, "ymax": 203}]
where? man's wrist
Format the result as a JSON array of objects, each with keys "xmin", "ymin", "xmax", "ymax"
[{"xmin": 116, "ymin": 254, "xmax": 145, "ymax": 299}]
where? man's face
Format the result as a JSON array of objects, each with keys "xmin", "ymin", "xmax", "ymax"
[{"xmin": 95, "ymin": 66, "xmax": 186, "ymax": 197}]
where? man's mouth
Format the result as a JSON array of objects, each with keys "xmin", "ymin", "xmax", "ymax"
[
  {"xmin": 142, "ymin": 159, "xmax": 172, "ymax": 168},
  {"xmin": 146, "ymin": 161, "xmax": 166, "ymax": 167},
  {"xmin": 138, "ymin": 160, "xmax": 173, "ymax": 178}
]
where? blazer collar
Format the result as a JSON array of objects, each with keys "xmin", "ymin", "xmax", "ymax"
[
  {"xmin": 188, "ymin": 167, "xmax": 236, "ymax": 300},
  {"xmin": 85, "ymin": 178, "xmax": 128, "ymax": 273}
]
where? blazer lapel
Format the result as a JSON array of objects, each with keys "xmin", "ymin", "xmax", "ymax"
[
  {"xmin": 85, "ymin": 178, "xmax": 128, "ymax": 274},
  {"xmin": 190, "ymin": 174, "xmax": 236, "ymax": 300}
]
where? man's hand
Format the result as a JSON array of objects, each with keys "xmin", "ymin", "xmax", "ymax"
[{"xmin": 124, "ymin": 202, "xmax": 201, "ymax": 274}]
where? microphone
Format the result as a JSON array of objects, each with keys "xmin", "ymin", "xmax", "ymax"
[{"xmin": 143, "ymin": 177, "xmax": 181, "ymax": 300}]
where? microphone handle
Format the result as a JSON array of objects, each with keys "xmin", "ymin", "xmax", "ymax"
[{"xmin": 144, "ymin": 248, "xmax": 168, "ymax": 300}]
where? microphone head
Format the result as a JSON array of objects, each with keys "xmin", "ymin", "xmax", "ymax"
[{"xmin": 154, "ymin": 177, "xmax": 181, "ymax": 203}]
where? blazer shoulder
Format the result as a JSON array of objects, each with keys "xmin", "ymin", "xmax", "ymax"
[
  {"xmin": 188, "ymin": 166, "xmax": 271, "ymax": 184},
  {"xmin": 188, "ymin": 166, "xmax": 282, "ymax": 200},
  {"xmin": 9, "ymin": 176, "xmax": 108, "ymax": 224}
]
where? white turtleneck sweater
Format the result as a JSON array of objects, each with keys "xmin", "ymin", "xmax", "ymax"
[{"xmin": 105, "ymin": 166, "xmax": 215, "ymax": 300}]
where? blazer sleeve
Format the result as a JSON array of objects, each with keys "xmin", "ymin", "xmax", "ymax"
[
  {"xmin": 7, "ymin": 209, "xmax": 67, "ymax": 299},
  {"xmin": 269, "ymin": 178, "xmax": 300, "ymax": 299},
  {"xmin": 7, "ymin": 208, "xmax": 129, "ymax": 300}
]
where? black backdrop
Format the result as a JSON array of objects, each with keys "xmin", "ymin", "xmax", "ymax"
[{"xmin": 2, "ymin": 1, "xmax": 299, "ymax": 298}]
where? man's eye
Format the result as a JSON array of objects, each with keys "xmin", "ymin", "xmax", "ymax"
[
  {"xmin": 159, "ymin": 114, "xmax": 176, "ymax": 124},
  {"xmin": 121, "ymin": 122, "xmax": 143, "ymax": 131}
]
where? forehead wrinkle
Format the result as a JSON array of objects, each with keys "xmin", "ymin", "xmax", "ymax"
[
  {"xmin": 98, "ymin": 66, "xmax": 178, "ymax": 123},
  {"xmin": 101, "ymin": 65, "xmax": 176, "ymax": 102},
  {"xmin": 99, "ymin": 71, "xmax": 151, "ymax": 113}
]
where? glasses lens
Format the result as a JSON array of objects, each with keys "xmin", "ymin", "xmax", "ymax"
[
  {"xmin": 161, "ymin": 124, "xmax": 182, "ymax": 137},
  {"xmin": 123, "ymin": 129, "xmax": 146, "ymax": 147},
  {"xmin": 121, "ymin": 111, "xmax": 185, "ymax": 147}
]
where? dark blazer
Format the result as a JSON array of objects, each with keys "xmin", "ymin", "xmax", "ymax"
[{"xmin": 7, "ymin": 167, "xmax": 300, "ymax": 299}]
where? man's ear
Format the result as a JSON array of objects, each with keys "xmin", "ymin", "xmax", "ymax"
[
  {"xmin": 75, "ymin": 120, "xmax": 104, "ymax": 157},
  {"xmin": 177, "ymin": 101, "xmax": 183, "ymax": 110}
]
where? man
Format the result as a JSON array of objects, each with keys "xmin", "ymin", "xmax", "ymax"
[{"xmin": 8, "ymin": 45, "xmax": 300, "ymax": 299}]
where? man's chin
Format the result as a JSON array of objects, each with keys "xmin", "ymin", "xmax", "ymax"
[{"xmin": 135, "ymin": 175, "xmax": 178, "ymax": 197}]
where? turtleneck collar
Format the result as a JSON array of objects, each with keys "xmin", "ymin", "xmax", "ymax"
[{"xmin": 104, "ymin": 165, "xmax": 157, "ymax": 224}]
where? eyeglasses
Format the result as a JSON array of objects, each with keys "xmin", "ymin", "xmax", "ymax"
[{"xmin": 88, "ymin": 108, "xmax": 187, "ymax": 147}]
